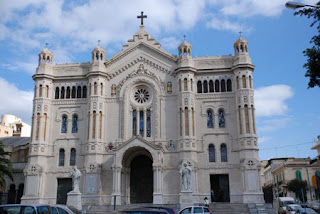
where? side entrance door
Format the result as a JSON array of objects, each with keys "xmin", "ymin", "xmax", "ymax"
[{"xmin": 56, "ymin": 178, "xmax": 72, "ymax": 204}]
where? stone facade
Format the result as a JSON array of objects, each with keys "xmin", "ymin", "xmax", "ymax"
[{"xmin": 21, "ymin": 25, "xmax": 264, "ymax": 206}]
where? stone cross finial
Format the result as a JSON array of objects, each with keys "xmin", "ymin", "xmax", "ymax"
[
  {"xmin": 183, "ymin": 35, "xmax": 186, "ymax": 41},
  {"xmin": 98, "ymin": 40, "xmax": 101, "ymax": 46},
  {"xmin": 45, "ymin": 43, "xmax": 49, "ymax": 48},
  {"xmin": 239, "ymin": 31, "xmax": 242, "ymax": 38},
  {"xmin": 137, "ymin": 11, "xmax": 147, "ymax": 25}
]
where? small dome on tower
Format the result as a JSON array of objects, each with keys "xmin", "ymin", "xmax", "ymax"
[
  {"xmin": 92, "ymin": 44, "xmax": 106, "ymax": 62},
  {"xmin": 233, "ymin": 36, "xmax": 248, "ymax": 55},
  {"xmin": 38, "ymin": 48, "xmax": 53, "ymax": 65},
  {"xmin": 178, "ymin": 40, "xmax": 192, "ymax": 58}
]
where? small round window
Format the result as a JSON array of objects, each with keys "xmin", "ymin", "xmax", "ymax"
[{"xmin": 134, "ymin": 88, "xmax": 149, "ymax": 103}]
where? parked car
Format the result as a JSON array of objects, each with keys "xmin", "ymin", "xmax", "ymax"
[
  {"xmin": 307, "ymin": 201, "xmax": 320, "ymax": 211},
  {"xmin": 178, "ymin": 206, "xmax": 211, "ymax": 214},
  {"xmin": 51, "ymin": 204, "xmax": 81, "ymax": 214},
  {"xmin": 295, "ymin": 207, "xmax": 317, "ymax": 214},
  {"xmin": 0, "ymin": 204, "xmax": 51, "ymax": 214},
  {"xmin": 120, "ymin": 207, "xmax": 170, "ymax": 214},
  {"xmin": 285, "ymin": 204, "xmax": 302, "ymax": 214},
  {"xmin": 144, "ymin": 206, "xmax": 176, "ymax": 214}
]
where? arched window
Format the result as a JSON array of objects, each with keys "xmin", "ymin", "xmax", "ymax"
[
  {"xmin": 215, "ymin": 80, "xmax": 220, "ymax": 92},
  {"xmin": 55, "ymin": 87, "xmax": 59, "ymax": 99},
  {"xmin": 77, "ymin": 86, "xmax": 81, "ymax": 98},
  {"xmin": 251, "ymin": 105, "xmax": 256, "ymax": 134},
  {"xmin": 238, "ymin": 106, "xmax": 243, "ymax": 134},
  {"xmin": 219, "ymin": 109, "xmax": 225, "ymax": 128},
  {"xmin": 94, "ymin": 82, "xmax": 97, "ymax": 95},
  {"xmin": 72, "ymin": 86, "xmax": 76, "ymax": 98},
  {"xmin": 39, "ymin": 85, "xmax": 43, "ymax": 97},
  {"xmin": 249, "ymin": 76, "xmax": 252, "ymax": 88},
  {"xmin": 60, "ymin": 87, "xmax": 65, "ymax": 99},
  {"xmin": 66, "ymin": 86, "xmax": 71, "ymax": 99},
  {"xmin": 227, "ymin": 79, "xmax": 232, "ymax": 92},
  {"xmin": 61, "ymin": 115, "xmax": 67, "ymax": 133},
  {"xmin": 167, "ymin": 82, "xmax": 172, "ymax": 94},
  {"xmin": 132, "ymin": 110, "xmax": 137, "ymax": 135},
  {"xmin": 209, "ymin": 80, "xmax": 214, "ymax": 92},
  {"xmin": 191, "ymin": 108, "xmax": 195, "ymax": 136},
  {"xmin": 83, "ymin": 86, "xmax": 87, "ymax": 98},
  {"xmin": 184, "ymin": 78, "xmax": 187, "ymax": 91},
  {"xmin": 42, "ymin": 113, "xmax": 47, "ymax": 140},
  {"xmin": 207, "ymin": 109, "xmax": 214, "ymax": 128},
  {"xmin": 296, "ymin": 170, "xmax": 302, "ymax": 181},
  {"xmin": 99, "ymin": 111, "xmax": 102, "ymax": 139},
  {"xmin": 147, "ymin": 109, "xmax": 151, "ymax": 137},
  {"xmin": 179, "ymin": 79, "xmax": 182, "ymax": 92},
  {"xmin": 245, "ymin": 105, "xmax": 250, "ymax": 133},
  {"xmin": 111, "ymin": 84, "xmax": 116, "ymax": 96},
  {"xmin": 190, "ymin": 79, "xmax": 193, "ymax": 91},
  {"xmin": 185, "ymin": 107, "xmax": 189, "ymax": 135},
  {"xmin": 221, "ymin": 79, "xmax": 226, "ymax": 92},
  {"xmin": 92, "ymin": 111, "xmax": 96, "ymax": 138},
  {"xmin": 209, "ymin": 144, "xmax": 215, "ymax": 162},
  {"xmin": 242, "ymin": 75, "xmax": 246, "ymax": 88},
  {"xmin": 35, "ymin": 113, "xmax": 40, "ymax": 140},
  {"xmin": 45, "ymin": 85, "xmax": 49, "ymax": 98},
  {"xmin": 70, "ymin": 148, "xmax": 76, "ymax": 166},
  {"xmin": 236, "ymin": 76, "xmax": 239, "ymax": 89},
  {"xmin": 197, "ymin": 81, "xmax": 202, "ymax": 93},
  {"xmin": 100, "ymin": 83, "xmax": 103, "ymax": 96},
  {"xmin": 72, "ymin": 115, "xmax": 78, "ymax": 133},
  {"xmin": 140, "ymin": 110, "xmax": 144, "ymax": 136},
  {"xmin": 221, "ymin": 144, "xmax": 228, "ymax": 162},
  {"xmin": 203, "ymin": 80, "xmax": 208, "ymax": 93},
  {"xmin": 59, "ymin": 148, "xmax": 65, "ymax": 166},
  {"xmin": 180, "ymin": 108, "xmax": 183, "ymax": 136}
]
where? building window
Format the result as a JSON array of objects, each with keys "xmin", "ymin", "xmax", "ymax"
[
  {"xmin": 242, "ymin": 75, "xmax": 246, "ymax": 88},
  {"xmin": 180, "ymin": 108, "xmax": 183, "ymax": 136},
  {"xmin": 249, "ymin": 76, "xmax": 252, "ymax": 88},
  {"xmin": 147, "ymin": 110, "xmax": 151, "ymax": 137},
  {"xmin": 139, "ymin": 111, "xmax": 144, "ymax": 136},
  {"xmin": 236, "ymin": 76, "xmax": 239, "ymax": 89},
  {"xmin": 209, "ymin": 144, "xmax": 215, "ymax": 162},
  {"xmin": 92, "ymin": 111, "xmax": 96, "ymax": 139},
  {"xmin": 72, "ymin": 86, "xmax": 76, "ymax": 98},
  {"xmin": 184, "ymin": 78, "xmax": 187, "ymax": 91},
  {"xmin": 296, "ymin": 170, "xmax": 302, "ymax": 181},
  {"xmin": 245, "ymin": 105, "xmax": 250, "ymax": 133},
  {"xmin": 77, "ymin": 86, "xmax": 82, "ymax": 98},
  {"xmin": 203, "ymin": 80, "xmax": 208, "ymax": 93},
  {"xmin": 61, "ymin": 87, "xmax": 65, "ymax": 99},
  {"xmin": 45, "ymin": 85, "xmax": 49, "ymax": 98},
  {"xmin": 221, "ymin": 144, "xmax": 228, "ymax": 162},
  {"xmin": 251, "ymin": 105, "xmax": 256, "ymax": 134},
  {"xmin": 197, "ymin": 81, "xmax": 202, "ymax": 93},
  {"xmin": 59, "ymin": 149, "xmax": 65, "ymax": 166},
  {"xmin": 72, "ymin": 115, "xmax": 78, "ymax": 133},
  {"xmin": 99, "ymin": 111, "xmax": 102, "ymax": 139},
  {"xmin": 207, "ymin": 109, "xmax": 214, "ymax": 128},
  {"xmin": 227, "ymin": 79, "xmax": 232, "ymax": 92},
  {"xmin": 167, "ymin": 82, "xmax": 172, "ymax": 94},
  {"xmin": 66, "ymin": 87, "xmax": 71, "ymax": 99},
  {"xmin": 39, "ymin": 85, "xmax": 43, "ymax": 97},
  {"xmin": 133, "ymin": 110, "xmax": 137, "ymax": 135},
  {"xmin": 215, "ymin": 80, "xmax": 220, "ymax": 92},
  {"xmin": 100, "ymin": 83, "xmax": 103, "ymax": 96},
  {"xmin": 185, "ymin": 107, "xmax": 189, "ymax": 136},
  {"xmin": 94, "ymin": 82, "xmax": 97, "ymax": 95},
  {"xmin": 219, "ymin": 109, "xmax": 225, "ymax": 128},
  {"xmin": 209, "ymin": 80, "xmax": 214, "ymax": 92},
  {"xmin": 55, "ymin": 87, "xmax": 59, "ymax": 99},
  {"xmin": 83, "ymin": 86, "xmax": 87, "ymax": 98},
  {"xmin": 190, "ymin": 79, "xmax": 193, "ymax": 91},
  {"xmin": 42, "ymin": 113, "xmax": 47, "ymax": 140},
  {"xmin": 61, "ymin": 115, "xmax": 67, "ymax": 133},
  {"xmin": 111, "ymin": 84, "xmax": 116, "ymax": 96},
  {"xmin": 70, "ymin": 148, "xmax": 76, "ymax": 166},
  {"xmin": 192, "ymin": 108, "xmax": 195, "ymax": 136},
  {"xmin": 35, "ymin": 113, "xmax": 40, "ymax": 140},
  {"xmin": 179, "ymin": 79, "xmax": 181, "ymax": 92},
  {"xmin": 221, "ymin": 79, "xmax": 226, "ymax": 92}
]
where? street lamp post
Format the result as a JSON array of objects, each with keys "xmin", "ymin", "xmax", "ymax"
[{"xmin": 285, "ymin": 1, "xmax": 320, "ymax": 10}]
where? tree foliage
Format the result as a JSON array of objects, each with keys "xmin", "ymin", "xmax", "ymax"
[
  {"xmin": 287, "ymin": 179, "xmax": 308, "ymax": 193},
  {"xmin": 294, "ymin": 2, "xmax": 320, "ymax": 88},
  {"xmin": 0, "ymin": 141, "xmax": 13, "ymax": 192}
]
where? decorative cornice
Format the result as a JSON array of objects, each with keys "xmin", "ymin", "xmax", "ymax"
[
  {"xmin": 52, "ymin": 99, "xmax": 88, "ymax": 105},
  {"xmin": 195, "ymin": 93, "xmax": 235, "ymax": 99}
]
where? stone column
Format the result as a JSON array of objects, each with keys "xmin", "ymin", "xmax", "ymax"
[{"xmin": 112, "ymin": 166, "xmax": 122, "ymax": 205}]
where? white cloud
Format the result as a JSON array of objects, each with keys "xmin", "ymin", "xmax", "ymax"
[
  {"xmin": 206, "ymin": 17, "xmax": 252, "ymax": 33},
  {"xmin": 257, "ymin": 117, "xmax": 292, "ymax": 132},
  {"xmin": 0, "ymin": 78, "xmax": 33, "ymax": 124},
  {"xmin": 255, "ymin": 85, "xmax": 294, "ymax": 117},
  {"xmin": 160, "ymin": 37, "xmax": 180, "ymax": 51}
]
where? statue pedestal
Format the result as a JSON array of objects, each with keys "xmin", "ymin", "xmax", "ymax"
[
  {"xmin": 67, "ymin": 191, "xmax": 82, "ymax": 211},
  {"xmin": 179, "ymin": 191, "xmax": 194, "ymax": 209}
]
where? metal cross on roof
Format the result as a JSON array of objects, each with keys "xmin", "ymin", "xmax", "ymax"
[
  {"xmin": 183, "ymin": 35, "xmax": 186, "ymax": 41},
  {"xmin": 239, "ymin": 31, "xmax": 242, "ymax": 38},
  {"xmin": 45, "ymin": 43, "xmax": 49, "ymax": 48},
  {"xmin": 137, "ymin": 11, "xmax": 147, "ymax": 25},
  {"xmin": 98, "ymin": 40, "xmax": 101, "ymax": 46}
]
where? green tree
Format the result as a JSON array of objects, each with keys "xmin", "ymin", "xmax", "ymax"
[
  {"xmin": 287, "ymin": 179, "xmax": 308, "ymax": 201},
  {"xmin": 294, "ymin": 2, "xmax": 320, "ymax": 88},
  {"xmin": 0, "ymin": 141, "xmax": 13, "ymax": 192}
]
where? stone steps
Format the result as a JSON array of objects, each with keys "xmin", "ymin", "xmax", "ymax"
[{"xmin": 209, "ymin": 202, "xmax": 250, "ymax": 214}]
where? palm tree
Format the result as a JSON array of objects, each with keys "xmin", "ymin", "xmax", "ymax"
[{"xmin": 0, "ymin": 141, "xmax": 13, "ymax": 192}]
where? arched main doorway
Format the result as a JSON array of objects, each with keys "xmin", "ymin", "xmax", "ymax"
[{"xmin": 130, "ymin": 155, "xmax": 153, "ymax": 203}]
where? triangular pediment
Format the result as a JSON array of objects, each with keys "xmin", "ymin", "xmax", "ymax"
[
  {"xmin": 106, "ymin": 26, "xmax": 178, "ymax": 70},
  {"xmin": 115, "ymin": 136, "xmax": 163, "ymax": 152}
]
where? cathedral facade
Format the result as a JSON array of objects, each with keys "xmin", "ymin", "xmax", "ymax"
[{"xmin": 21, "ymin": 25, "xmax": 264, "ymax": 206}]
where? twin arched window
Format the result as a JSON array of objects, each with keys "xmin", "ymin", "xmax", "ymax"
[
  {"xmin": 59, "ymin": 148, "xmax": 76, "ymax": 166},
  {"xmin": 207, "ymin": 109, "xmax": 226, "ymax": 128},
  {"xmin": 61, "ymin": 114, "xmax": 78, "ymax": 134},
  {"xmin": 208, "ymin": 144, "xmax": 228, "ymax": 162}
]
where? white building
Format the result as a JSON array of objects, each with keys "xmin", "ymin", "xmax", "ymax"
[
  {"xmin": 21, "ymin": 23, "xmax": 264, "ymax": 206},
  {"xmin": 0, "ymin": 115, "xmax": 31, "ymax": 137}
]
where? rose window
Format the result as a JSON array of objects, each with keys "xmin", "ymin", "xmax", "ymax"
[{"xmin": 134, "ymin": 88, "xmax": 149, "ymax": 103}]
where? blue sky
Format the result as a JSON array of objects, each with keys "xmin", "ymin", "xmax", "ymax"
[{"xmin": 0, "ymin": 0, "xmax": 319, "ymax": 160}]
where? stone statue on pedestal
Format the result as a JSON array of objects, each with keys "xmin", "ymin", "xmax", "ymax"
[
  {"xmin": 70, "ymin": 165, "xmax": 81, "ymax": 193},
  {"xmin": 180, "ymin": 161, "xmax": 192, "ymax": 191}
]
